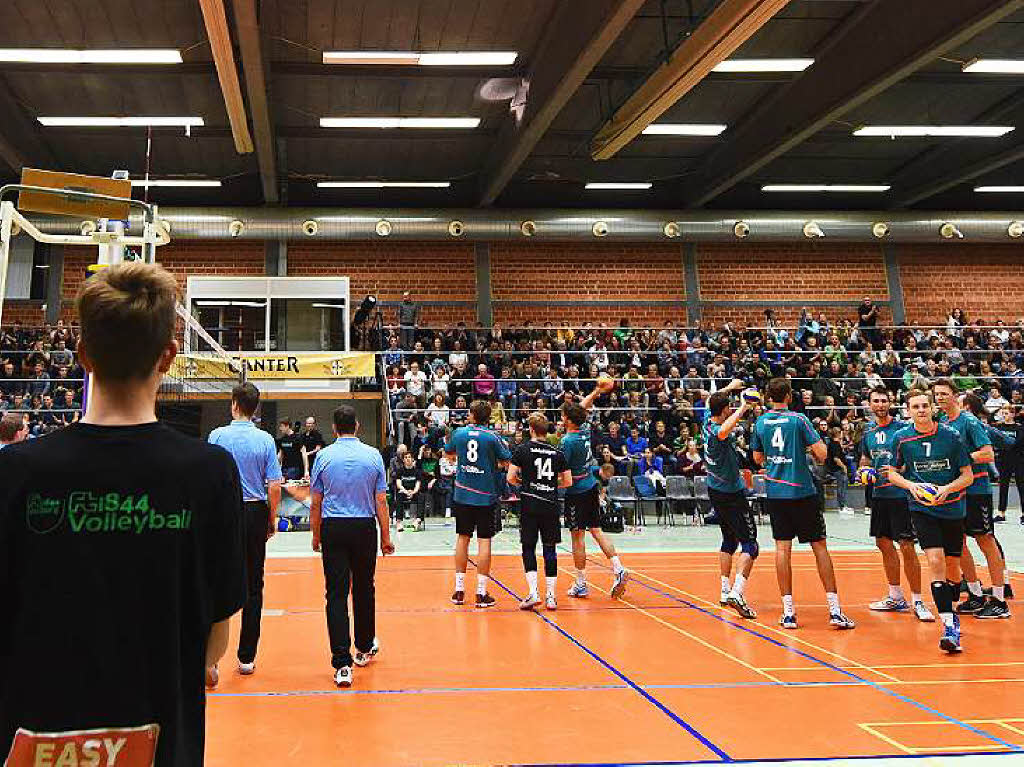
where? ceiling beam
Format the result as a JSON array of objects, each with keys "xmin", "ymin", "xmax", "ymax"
[
  {"xmin": 476, "ymin": 0, "xmax": 647, "ymax": 207},
  {"xmin": 0, "ymin": 77, "xmax": 57, "ymax": 173},
  {"xmin": 679, "ymin": 0, "xmax": 1024, "ymax": 208},
  {"xmin": 231, "ymin": 0, "xmax": 277, "ymax": 203},
  {"xmin": 894, "ymin": 140, "xmax": 1024, "ymax": 207},
  {"xmin": 591, "ymin": 0, "xmax": 792, "ymax": 161},
  {"xmin": 198, "ymin": 0, "xmax": 254, "ymax": 155}
]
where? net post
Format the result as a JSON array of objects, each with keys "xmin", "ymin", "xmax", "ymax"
[{"xmin": 0, "ymin": 200, "xmax": 14, "ymax": 330}]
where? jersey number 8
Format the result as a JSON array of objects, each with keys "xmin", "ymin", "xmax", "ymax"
[{"xmin": 466, "ymin": 439, "xmax": 478, "ymax": 462}]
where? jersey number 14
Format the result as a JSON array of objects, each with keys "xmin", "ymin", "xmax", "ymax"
[{"xmin": 534, "ymin": 456, "xmax": 553, "ymax": 480}]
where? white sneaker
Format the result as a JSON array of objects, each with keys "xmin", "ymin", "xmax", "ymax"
[
  {"xmin": 869, "ymin": 596, "xmax": 909, "ymax": 612},
  {"xmin": 720, "ymin": 591, "xmax": 730, "ymax": 606},
  {"xmin": 445, "ymin": 508, "xmax": 452, "ymax": 518},
  {"xmin": 353, "ymin": 637, "xmax": 380, "ymax": 666},
  {"xmin": 545, "ymin": 595, "xmax": 557, "ymax": 610},
  {"xmin": 610, "ymin": 568, "xmax": 630, "ymax": 599},
  {"xmin": 237, "ymin": 661, "xmax": 256, "ymax": 676},
  {"xmin": 334, "ymin": 666, "xmax": 352, "ymax": 688},
  {"xmin": 914, "ymin": 601, "xmax": 936, "ymax": 622},
  {"xmin": 568, "ymin": 581, "xmax": 589, "ymax": 598},
  {"xmin": 519, "ymin": 593, "xmax": 542, "ymax": 610},
  {"xmin": 839, "ymin": 506, "xmax": 855, "ymax": 516}
]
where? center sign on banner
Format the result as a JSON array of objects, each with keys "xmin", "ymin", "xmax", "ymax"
[{"xmin": 171, "ymin": 352, "xmax": 376, "ymax": 380}]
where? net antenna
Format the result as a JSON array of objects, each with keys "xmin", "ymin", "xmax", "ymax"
[{"xmin": 0, "ymin": 168, "xmax": 171, "ymax": 327}]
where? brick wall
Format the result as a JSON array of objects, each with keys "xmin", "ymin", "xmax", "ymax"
[
  {"xmin": 900, "ymin": 245, "xmax": 1024, "ymax": 324},
  {"xmin": 1, "ymin": 300, "xmax": 48, "ymax": 326},
  {"xmin": 287, "ymin": 242, "xmax": 477, "ymax": 325},
  {"xmin": 490, "ymin": 243, "xmax": 686, "ymax": 325}
]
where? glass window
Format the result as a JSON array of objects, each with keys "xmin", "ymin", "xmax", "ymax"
[
  {"xmin": 192, "ymin": 300, "xmax": 268, "ymax": 352},
  {"xmin": 269, "ymin": 299, "xmax": 347, "ymax": 352}
]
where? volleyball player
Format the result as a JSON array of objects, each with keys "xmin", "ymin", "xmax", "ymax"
[
  {"xmin": 859, "ymin": 386, "xmax": 933, "ymax": 621},
  {"xmin": 751, "ymin": 377, "xmax": 854, "ymax": 629},
  {"xmin": 444, "ymin": 399, "xmax": 511, "ymax": 608},
  {"xmin": 704, "ymin": 386, "xmax": 758, "ymax": 619},
  {"xmin": 0, "ymin": 263, "xmax": 245, "ymax": 765},
  {"xmin": 508, "ymin": 413, "xmax": 571, "ymax": 610},
  {"xmin": 886, "ymin": 389, "xmax": 974, "ymax": 652},
  {"xmin": 931, "ymin": 379, "xmax": 1009, "ymax": 619},
  {"xmin": 561, "ymin": 378, "xmax": 629, "ymax": 598}
]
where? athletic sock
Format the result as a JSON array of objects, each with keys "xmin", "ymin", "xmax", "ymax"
[
  {"xmin": 477, "ymin": 575, "xmax": 488, "ymax": 596},
  {"xmin": 455, "ymin": 572, "xmax": 465, "ymax": 592},
  {"xmin": 733, "ymin": 574, "xmax": 747, "ymax": 597},
  {"xmin": 546, "ymin": 577, "xmax": 557, "ymax": 598},
  {"xmin": 610, "ymin": 556, "xmax": 624, "ymax": 574},
  {"xmin": 826, "ymin": 592, "xmax": 841, "ymax": 614},
  {"xmin": 968, "ymin": 580, "xmax": 984, "ymax": 598},
  {"xmin": 721, "ymin": 576, "xmax": 732, "ymax": 595},
  {"xmin": 888, "ymin": 584, "xmax": 905, "ymax": 601},
  {"xmin": 576, "ymin": 568, "xmax": 587, "ymax": 586},
  {"xmin": 782, "ymin": 594, "xmax": 795, "ymax": 617},
  {"xmin": 1004, "ymin": 569, "xmax": 1010, "ymax": 585},
  {"xmin": 993, "ymin": 584, "xmax": 1005, "ymax": 601},
  {"xmin": 525, "ymin": 570, "xmax": 538, "ymax": 596},
  {"xmin": 911, "ymin": 592, "xmax": 922, "ymax": 605}
]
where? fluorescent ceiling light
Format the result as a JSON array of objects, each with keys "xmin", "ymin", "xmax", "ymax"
[
  {"xmin": 319, "ymin": 117, "xmax": 480, "ymax": 129},
  {"xmin": 311, "ymin": 303, "xmax": 347, "ymax": 309},
  {"xmin": 963, "ymin": 59, "xmax": 1024, "ymax": 74},
  {"xmin": 761, "ymin": 184, "xmax": 890, "ymax": 193},
  {"xmin": 585, "ymin": 182, "xmax": 652, "ymax": 190},
  {"xmin": 38, "ymin": 116, "xmax": 204, "ymax": 127},
  {"xmin": 195, "ymin": 300, "xmax": 265, "ymax": 308},
  {"xmin": 316, "ymin": 181, "xmax": 451, "ymax": 188},
  {"xmin": 853, "ymin": 125, "xmax": 1014, "ymax": 138},
  {"xmin": 642, "ymin": 124, "xmax": 727, "ymax": 136},
  {"xmin": 131, "ymin": 179, "xmax": 221, "ymax": 188},
  {"xmin": 0, "ymin": 49, "xmax": 182, "ymax": 64},
  {"xmin": 323, "ymin": 51, "xmax": 517, "ymax": 66},
  {"xmin": 713, "ymin": 58, "xmax": 813, "ymax": 72},
  {"xmin": 975, "ymin": 186, "xmax": 1024, "ymax": 193}
]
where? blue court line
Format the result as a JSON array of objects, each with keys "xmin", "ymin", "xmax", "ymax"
[
  {"xmin": 517, "ymin": 750, "xmax": 1021, "ymax": 767},
  {"xmin": 574, "ymin": 552, "xmax": 1022, "ymax": 753},
  {"xmin": 473, "ymin": 560, "xmax": 733, "ymax": 762}
]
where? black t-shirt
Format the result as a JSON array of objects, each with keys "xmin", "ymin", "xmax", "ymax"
[
  {"xmin": 396, "ymin": 464, "xmax": 420, "ymax": 494},
  {"xmin": 276, "ymin": 432, "xmax": 305, "ymax": 472},
  {"xmin": 512, "ymin": 440, "xmax": 568, "ymax": 509},
  {"xmin": 0, "ymin": 422, "xmax": 245, "ymax": 767},
  {"xmin": 857, "ymin": 303, "xmax": 877, "ymax": 328},
  {"xmin": 302, "ymin": 428, "xmax": 327, "ymax": 458}
]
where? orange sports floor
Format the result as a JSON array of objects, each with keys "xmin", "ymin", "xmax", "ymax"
[{"xmin": 206, "ymin": 551, "xmax": 1024, "ymax": 766}]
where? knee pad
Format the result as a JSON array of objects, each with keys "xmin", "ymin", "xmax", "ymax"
[
  {"xmin": 740, "ymin": 539, "xmax": 760, "ymax": 559},
  {"xmin": 720, "ymin": 537, "xmax": 739, "ymax": 555}
]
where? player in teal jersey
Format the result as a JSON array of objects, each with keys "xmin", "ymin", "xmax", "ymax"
[
  {"xmin": 561, "ymin": 377, "xmax": 629, "ymax": 599},
  {"xmin": 751, "ymin": 378, "xmax": 854, "ymax": 630},
  {"xmin": 704, "ymin": 383, "xmax": 758, "ymax": 619},
  {"xmin": 887, "ymin": 388, "xmax": 975, "ymax": 653},
  {"xmin": 932, "ymin": 379, "xmax": 1009, "ymax": 619},
  {"xmin": 858, "ymin": 386, "xmax": 932, "ymax": 621},
  {"xmin": 444, "ymin": 400, "xmax": 512, "ymax": 608}
]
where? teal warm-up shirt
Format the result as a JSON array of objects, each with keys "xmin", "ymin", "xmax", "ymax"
[
  {"xmin": 859, "ymin": 418, "xmax": 908, "ymax": 500},
  {"xmin": 703, "ymin": 420, "xmax": 744, "ymax": 494},
  {"xmin": 444, "ymin": 424, "xmax": 511, "ymax": 506},
  {"xmin": 892, "ymin": 423, "xmax": 970, "ymax": 519},
  {"xmin": 561, "ymin": 424, "xmax": 598, "ymax": 496},
  {"xmin": 940, "ymin": 411, "xmax": 992, "ymax": 496},
  {"xmin": 751, "ymin": 409, "xmax": 821, "ymax": 499}
]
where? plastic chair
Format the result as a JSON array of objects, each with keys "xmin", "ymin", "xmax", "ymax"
[
  {"xmin": 665, "ymin": 475, "xmax": 693, "ymax": 526},
  {"xmin": 692, "ymin": 475, "xmax": 710, "ymax": 522},
  {"xmin": 607, "ymin": 475, "xmax": 639, "ymax": 527},
  {"xmin": 751, "ymin": 474, "xmax": 768, "ymax": 524},
  {"xmin": 633, "ymin": 475, "xmax": 661, "ymax": 526}
]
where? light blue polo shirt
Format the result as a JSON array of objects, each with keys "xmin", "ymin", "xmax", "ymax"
[
  {"xmin": 208, "ymin": 419, "xmax": 283, "ymax": 502},
  {"xmin": 311, "ymin": 436, "xmax": 387, "ymax": 518}
]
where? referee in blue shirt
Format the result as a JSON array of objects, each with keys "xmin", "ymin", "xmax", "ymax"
[
  {"xmin": 310, "ymin": 405, "xmax": 394, "ymax": 688},
  {"xmin": 208, "ymin": 383, "xmax": 283, "ymax": 679}
]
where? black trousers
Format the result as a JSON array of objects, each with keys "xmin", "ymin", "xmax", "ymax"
[
  {"xmin": 321, "ymin": 517, "xmax": 378, "ymax": 669},
  {"xmin": 239, "ymin": 500, "xmax": 270, "ymax": 664},
  {"xmin": 997, "ymin": 457, "xmax": 1024, "ymax": 513}
]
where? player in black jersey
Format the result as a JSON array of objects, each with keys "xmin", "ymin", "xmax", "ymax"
[{"xmin": 508, "ymin": 413, "xmax": 571, "ymax": 610}]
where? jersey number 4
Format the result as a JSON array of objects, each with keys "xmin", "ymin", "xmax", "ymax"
[
  {"xmin": 466, "ymin": 439, "xmax": 479, "ymax": 462},
  {"xmin": 534, "ymin": 456, "xmax": 554, "ymax": 480},
  {"xmin": 771, "ymin": 427, "xmax": 785, "ymax": 450}
]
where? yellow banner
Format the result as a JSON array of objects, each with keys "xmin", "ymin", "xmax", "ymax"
[{"xmin": 172, "ymin": 352, "xmax": 376, "ymax": 380}]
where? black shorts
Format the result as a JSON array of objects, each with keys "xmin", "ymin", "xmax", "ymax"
[
  {"xmin": 869, "ymin": 496, "xmax": 916, "ymax": 542},
  {"xmin": 564, "ymin": 486, "xmax": 601, "ymax": 531},
  {"xmin": 708, "ymin": 488, "xmax": 757, "ymax": 546},
  {"xmin": 520, "ymin": 504, "xmax": 562, "ymax": 547},
  {"xmin": 911, "ymin": 511, "xmax": 965, "ymax": 557},
  {"xmin": 453, "ymin": 501, "xmax": 498, "ymax": 539},
  {"xmin": 766, "ymin": 496, "xmax": 826, "ymax": 544},
  {"xmin": 965, "ymin": 494, "xmax": 994, "ymax": 537}
]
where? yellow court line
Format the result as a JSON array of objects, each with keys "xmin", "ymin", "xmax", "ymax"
[
  {"xmin": 912, "ymin": 746, "xmax": 1015, "ymax": 752},
  {"xmin": 858, "ymin": 724, "xmax": 915, "ymax": 754},
  {"xmin": 877, "ymin": 678, "xmax": 1024, "ymax": 686},
  {"xmin": 556, "ymin": 567, "xmax": 784, "ymax": 685},
  {"xmin": 625, "ymin": 566, "xmax": 903, "ymax": 683},
  {"xmin": 763, "ymin": 661, "xmax": 1024, "ymax": 671},
  {"xmin": 997, "ymin": 723, "xmax": 1024, "ymax": 738},
  {"xmin": 862, "ymin": 718, "xmax": 1024, "ymax": 727}
]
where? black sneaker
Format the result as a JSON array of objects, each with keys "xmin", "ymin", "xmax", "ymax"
[
  {"xmin": 475, "ymin": 593, "xmax": 496, "ymax": 609},
  {"xmin": 725, "ymin": 593, "xmax": 757, "ymax": 619},
  {"xmin": 959, "ymin": 578, "xmax": 969, "ymax": 595},
  {"xmin": 779, "ymin": 614, "xmax": 798, "ymax": 630},
  {"xmin": 976, "ymin": 598, "xmax": 1011, "ymax": 619},
  {"xmin": 450, "ymin": 590, "xmax": 465, "ymax": 605},
  {"xmin": 993, "ymin": 514, "xmax": 1006, "ymax": 523},
  {"xmin": 955, "ymin": 595, "xmax": 986, "ymax": 614},
  {"xmin": 1006, "ymin": 583, "xmax": 1014, "ymax": 600}
]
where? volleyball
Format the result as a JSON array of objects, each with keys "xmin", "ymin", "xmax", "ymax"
[
  {"xmin": 741, "ymin": 387, "xmax": 762, "ymax": 405},
  {"xmin": 596, "ymin": 374, "xmax": 615, "ymax": 393},
  {"xmin": 916, "ymin": 483, "xmax": 941, "ymax": 505},
  {"xmin": 856, "ymin": 466, "xmax": 877, "ymax": 485}
]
